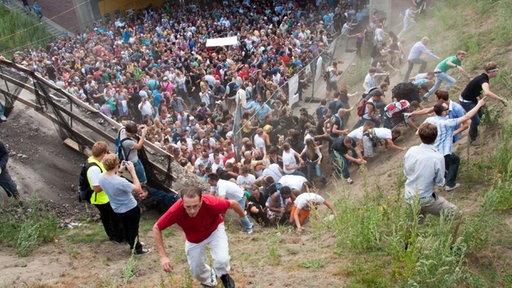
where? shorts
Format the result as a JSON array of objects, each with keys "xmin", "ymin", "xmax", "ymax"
[
  {"xmin": 290, "ymin": 205, "xmax": 310, "ymax": 225},
  {"xmin": 326, "ymin": 81, "xmax": 337, "ymax": 92}
]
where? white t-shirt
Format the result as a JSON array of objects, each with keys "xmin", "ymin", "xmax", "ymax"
[
  {"xmin": 363, "ymin": 73, "xmax": 375, "ymax": 92},
  {"xmin": 236, "ymin": 174, "xmax": 256, "ymax": 187},
  {"xmin": 254, "ymin": 134, "xmax": 266, "ymax": 153},
  {"xmin": 294, "ymin": 192, "xmax": 325, "ymax": 209},
  {"xmin": 215, "ymin": 179, "xmax": 244, "ymax": 201},
  {"xmin": 138, "ymin": 101, "xmax": 153, "ymax": 117},
  {"xmin": 211, "ymin": 162, "xmax": 225, "ymax": 174},
  {"xmin": 303, "ymin": 133, "xmax": 314, "ymax": 144},
  {"xmin": 348, "ymin": 126, "xmax": 364, "ymax": 140},
  {"xmin": 279, "ymin": 175, "xmax": 308, "ymax": 191},
  {"xmin": 373, "ymin": 128, "xmax": 393, "ymax": 139},
  {"xmin": 87, "ymin": 165, "xmax": 102, "ymax": 187},
  {"xmin": 262, "ymin": 163, "xmax": 283, "ymax": 182},
  {"xmin": 282, "ymin": 149, "xmax": 298, "ymax": 174}
]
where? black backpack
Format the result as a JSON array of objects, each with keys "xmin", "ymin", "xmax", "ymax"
[
  {"xmin": 392, "ymin": 82, "xmax": 419, "ymax": 101},
  {"xmin": 78, "ymin": 161, "xmax": 100, "ymax": 203}
]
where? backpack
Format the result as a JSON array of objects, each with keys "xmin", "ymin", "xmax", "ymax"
[
  {"xmin": 357, "ymin": 99, "xmax": 375, "ymax": 117},
  {"xmin": 392, "ymin": 82, "xmax": 418, "ymax": 101},
  {"xmin": 78, "ymin": 161, "xmax": 100, "ymax": 203},
  {"xmin": 115, "ymin": 128, "xmax": 132, "ymax": 161},
  {"xmin": 385, "ymin": 100, "xmax": 410, "ymax": 118}
]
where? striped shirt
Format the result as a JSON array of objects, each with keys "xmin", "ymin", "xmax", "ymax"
[{"xmin": 424, "ymin": 116, "xmax": 458, "ymax": 156}]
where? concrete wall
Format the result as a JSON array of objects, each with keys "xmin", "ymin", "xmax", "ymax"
[{"xmin": 72, "ymin": 0, "xmax": 99, "ymax": 32}]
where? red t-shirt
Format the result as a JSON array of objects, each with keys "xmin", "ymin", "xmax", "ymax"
[{"xmin": 156, "ymin": 194, "xmax": 230, "ymax": 243}]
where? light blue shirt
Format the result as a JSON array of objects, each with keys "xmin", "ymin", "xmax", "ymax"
[
  {"xmin": 448, "ymin": 101, "xmax": 466, "ymax": 143},
  {"xmin": 98, "ymin": 174, "xmax": 137, "ymax": 213},
  {"xmin": 404, "ymin": 143, "xmax": 445, "ymax": 203},
  {"xmin": 424, "ymin": 116, "xmax": 458, "ymax": 156},
  {"xmin": 407, "ymin": 41, "xmax": 438, "ymax": 61}
]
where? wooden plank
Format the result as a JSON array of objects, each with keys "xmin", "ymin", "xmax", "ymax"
[{"xmin": 63, "ymin": 138, "xmax": 92, "ymax": 156}]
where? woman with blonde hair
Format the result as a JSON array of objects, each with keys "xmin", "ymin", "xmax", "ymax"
[
  {"xmin": 300, "ymin": 138, "xmax": 327, "ymax": 185},
  {"xmin": 98, "ymin": 154, "xmax": 148, "ymax": 255}
]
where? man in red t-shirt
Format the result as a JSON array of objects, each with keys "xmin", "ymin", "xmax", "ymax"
[{"xmin": 153, "ymin": 186, "xmax": 246, "ymax": 288}]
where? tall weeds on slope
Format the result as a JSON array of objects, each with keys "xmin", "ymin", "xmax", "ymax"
[
  {"xmin": 0, "ymin": 196, "xmax": 59, "ymax": 256},
  {"xmin": 0, "ymin": 6, "xmax": 54, "ymax": 57},
  {"xmin": 330, "ymin": 119, "xmax": 512, "ymax": 286}
]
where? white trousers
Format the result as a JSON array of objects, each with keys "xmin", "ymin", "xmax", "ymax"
[{"xmin": 185, "ymin": 222, "xmax": 230, "ymax": 286}]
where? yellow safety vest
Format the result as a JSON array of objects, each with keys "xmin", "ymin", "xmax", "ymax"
[{"xmin": 87, "ymin": 156, "xmax": 110, "ymax": 205}]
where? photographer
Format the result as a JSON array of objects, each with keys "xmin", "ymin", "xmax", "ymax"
[
  {"xmin": 121, "ymin": 121, "xmax": 149, "ymax": 185},
  {"xmin": 99, "ymin": 154, "xmax": 149, "ymax": 255}
]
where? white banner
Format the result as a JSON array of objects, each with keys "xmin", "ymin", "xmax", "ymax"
[
  {"xmin": 315, "ymin": 56, "xmax": 323, "ymax": 81},
  {"xmin": 288, "ymin": 74, "xmax": 299, "ymax": 106},
  {"xmin": 205, "ymin": 36, "xmax": 238, "ymax": 47}
]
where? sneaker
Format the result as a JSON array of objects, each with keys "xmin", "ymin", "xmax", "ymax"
[
  {"xmin": 247, "ymin": 228, "xmax": 253, "ymax": 234},
  {"xmin": 445, "ymin": 183, "xmax": 461, "ymax": 192},
  {"xmin": 220, "ymin": 274, "xmax": 235, "ymax": 288},
  {"xmin": 135, "ymin": 248, "xmax": 151, "ymax": 255},
  {"xmin": 345, "ymin": 177, "xmax": 353, "ymax": 184},
  {"xmin": 0, "ymin": 115, "xmax": 6, "ymax": 121},
  {"xmin": 469, "ymin": 140, "xmax": 479, "ymax": 147}
]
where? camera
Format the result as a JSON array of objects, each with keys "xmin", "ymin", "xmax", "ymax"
[{"xmin": 122, "ymin": 161, "xmax": 129, "ymax": 167}]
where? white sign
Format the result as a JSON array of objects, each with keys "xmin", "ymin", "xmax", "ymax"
[
  {"xmin": 205, "ymin": 36, "xmax": 238, "ymax": 47},
  {"xmin": 315, "ymin": 56, "xmax": 323, "ymax": 81}
]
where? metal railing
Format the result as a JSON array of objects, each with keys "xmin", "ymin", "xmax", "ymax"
[{"xmin": 0, "ymin": 58, "xmax": 176, "ymax": 192}]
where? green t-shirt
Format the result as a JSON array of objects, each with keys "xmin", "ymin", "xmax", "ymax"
[{"xmin": 436, "ymin": 55, "xmax": 462, "ymax": 72}]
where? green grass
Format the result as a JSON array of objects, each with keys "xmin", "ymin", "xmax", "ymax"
[
  {"xmin": 0, "ymin": 6, "xmax": 54, "ymax": 57},
  {"xmin": 0, "ymin": 195, "xmax": 60, "ymax": 256},
  {"xmin": 66, "ymin": 222, "xmax": 107, "ymax": 244},
  {"xmin": 328, "ymin": 118, "xmax": 512, "ymax": 286}
]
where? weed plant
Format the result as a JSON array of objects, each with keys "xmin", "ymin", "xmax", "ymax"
[
  {"xmin": 333, "ymin": 116, "xmax": 512, "ymax": 286},
  {"xmin": 0, "ymin": 195, "xmax": 58, "ymax": 256},
  {"xmin": 122, "ymin": 249, "xmax": 137, "ymax": 284}
]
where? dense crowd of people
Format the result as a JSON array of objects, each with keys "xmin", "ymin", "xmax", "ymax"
[
  {"xmin": 7, "ymin": 1, "xmax": 373, "ymax": 193},
  {"xmin": 0, "ymin": 0, "xmax": 447, "ymax": 214}
]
